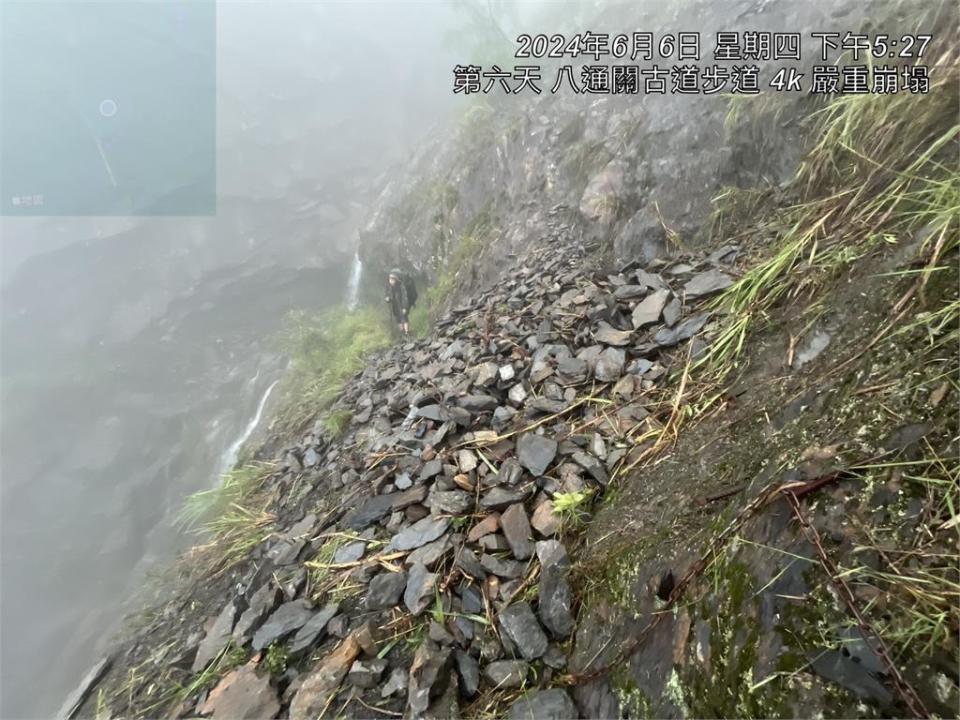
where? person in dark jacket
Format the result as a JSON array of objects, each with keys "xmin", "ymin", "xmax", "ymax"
[{"xmin": 385, "ymin": 268, "xmax": 411, "ymax": 335}]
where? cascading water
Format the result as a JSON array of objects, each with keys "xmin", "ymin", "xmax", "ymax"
[
  {"xmin": 215, "ymin": 377, "xmax": 279, "ymax": 481},
  {"xmin": 345, "ymin": 252, "xmax": 363, "ymax": 310}
]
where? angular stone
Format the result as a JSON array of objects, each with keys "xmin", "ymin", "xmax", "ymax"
[
  {"xmin": 348, "ymin": 658, "xmax": 387, "ymax": 689},
  {"xmin": 193, "ymin": 601, "xmax": 238, "ymax": 672},
  {"xmin": 531, "ymin": 500, "xmax": 560, "ymax": 537},
  {"xmin": 417, "ymin": 404, "xmax": 446, "ymax": 422},
  {"xmin": 498, "ymin": 458, "xmax": 524, "ymax": 486},
  {"xmin": 474, "ymin": 362, "xmax": 499, "ymax": 387},
  {"xmin": 480, "ymin": 486, "xmax": 530, "ymax": 511},
  {"xmin": 459, "ymin": 585, "xmax": 484, "ymax": 614},
  {"xmin": 684, "ymin": 269, "xmax": 733, "ymax": 298},
  {"xmin": 289, "ymin": 633, "xmax": 362, "ymax": 720},
  {"xmin": 404, "ymin": 563, "xmax": 438, "ymax": 616},
  {"xmin": 459, "ymin": 394, "xmax": 499, "ymax": 412},
  {"xmin": 199, "ymin": 661, "xmax": 280, "ymax": 720},
  {"xmin": 233, "ymin": 584, "xmax": 280, "ymax": 643},
  {"xmin": 595, "ymin": 322, "xmax": 633, "ymax": 346},
  {"xmin": 407, "ymin": 536, "xmax": 452, "ymax": 568},
  {"xmin": 252, "ymin": 600, "xmax": 313, "ymax": 651},
  {"xmin": 454, "ymin": 649, "xmax": 480, "ymax": 697},
  {"xmin": 485, "ymin": 659, "xmax": 529, "ymax": 689},
  {"xmin": 499, "ymin": 364, "xmax": 516, "ymax": 382},
  {"xmin": 499, "ymin": 602, "xmax": 548, "ymax": 660},
  {"xmin": 481, "ymin": 554, "xmax": 525, "ymax": 579},
  {"xmin": 420, "ymin": 458, "xmax": 443, "ymax": 481},
  {"xmin": 662, "ymin": 297, "xmax": 682, "ymax": 327},
  {"xmin": 467, "ymin": 513, "xmax": 500, "ymax": 543},
  {"xmin": 613, "ymin": 284, "xmax": 647, "ymax": 300},
  {"xmin": 508, "ymin": 383, "xmax": 528, "ymax": 405},
  {"xmin": 539, "ymin": 555, "xmax": 574, "ymax": 639},
  {"xmin": 507, "ymin": 689, "xmax": 578, "ymax": 720},
  {"xmin": 516, "ymin": 433, "xmax": 557, "ymax": 476},
  {"xmin": 333, "ymin": 541, "xmax": 365, "ymax": 564},
  {"xmin": 407, "ymin": 641, "xmax": 452, "ymax": 716},
  {"xmin": 392, "ymin": 484, "xmax": 428, "ymax": 510},
  {"xmin": 556, "ymin": 356, "xmax": 588, "ymax": 384},
  {"xmin": 344, "ymin": 494, "xmax": 395, "ymax": 530},
  {"xmin": 289, "ymin": 602, "xmax": 341, "ymax": 656},
  {"xmin": 493, "ymin": 405, "xmax": 518, "ymax": 430},
  {"xmin": 594, "ymin": 347, "xmax": 625, "ymax": 383},
  {"xmin": 572, "ymin": 451, "xmax": 609, "ymax": 485},
  {"xmin": 632, "ymin": 288, "xmax": 670, "ymax": 328},
  {"xmin": 654, "ymin": 313, "xmax": 710, "ymax": 347},
  {"xmin": 427, "ymin": 489, "xmax": 472, "ymax": 515},
  {"xmin": 366, "ymin": 572, "xmax": 408, "ymax": 610},
  {"xmin": 381, "ymin": 666, "xmax": 408, "ymax": 698},
  {"xmin": 387, "ymin": 516, "xmax": 451, "ymax": 552},
  {"xmin": 457, "ymin": 449, "xmax": 478, "ymax": 473},
  {"xmin": 500, "ymin": 504, "xmax": 534, "ymax": 560}
]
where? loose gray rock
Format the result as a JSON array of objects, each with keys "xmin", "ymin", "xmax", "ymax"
[
  {"xmin": 572, "ymin": 451, "xmax": 609, "ymax": 485},
  {"xmin": 499, "ymin": 602, "xmax": 549, "ymax": 659},
  {"xmin": 480, "ymin": 553, "xmax": 525, "ymax": 579},
  {"xmin": 289, "ymin": 602, "xmax": 341, "ymax": 655},
  {"xmin": 233, "ymin": 584, "xmax": 279, "ymax": 643},
  {"xmin": 420, "ymin": 458, "xmax": 443, "ymax": 481},
  {"xmin": 407, "ymin": 536, "xmax": 452, "ymax": 568},
  {"xmin": 381, "ymin": 666, "xmax": 408, "ymax": 698},
  {"xmin": 404, "ymin": 563, "xmax": 438, "ymax": 616},
  {"xmin": 344, "ymin": 494, "xmax": 395, "ymax": 530},
  {"xmin": 594, "ymin": 347, "xmax": 625, "ymax": 382},
  {"xmin": 454, "ymin": 649, "xmax": 480, "ymax": 697},
  {"xmin": 485, "ymin": 659, "xmax": 529, "ymax": 689},
  {"xmin": 387, "ymin": 516, "xmax": 451, "ymax": 552},
  {"xmin": 500, "ymin": 503, "xmax": 534, "ymax": 560},
  {"xmin": 594, "ymin": 323, "xmax": 633, "ymax": 346},
  {"xmin": 193, "ymin": 601, "xmax": 238, "ymax": 672},
  {"xmin": 653, "ymin": 312, "xmax": 710, "ymax": 347},
  {"xmin": 508, "ymin": 384, "xmax": 528, "ymax": 405},
  {"xmin": 508, "ymin": 688, "xmax": 578, "ymax": 720},
  {"xmin": 428, "ymin": 489, "xmax": 472, "ymax": 515},
  {"xmin": 366, "ymin": 572, "xmax": 408, "ymax": 610},
  {"xmin": 683, "ymin": 269, "xmax": 733, "ymax": 298},
  {"xmin": 480, "ymin": 486, "xmax": 530, "ymax": 510},
  {"xmin": 632, "ymin": 288, "xmax": 670, "ymax": 328},
  {"xmin": 252, "ymin": 600, "xmax": 313, "ymax": 651},
  {"xmin": 516, "ymin": 433, "xmax": 557, "ymax": 476},
  {"xmin": 347, "ymin": 658, "xmax": 387, "ymax": 689},
  {"xmin": 459, "ymin": 394, "xmax": 499, "ymax": 412},
  {"xmin": 333, "ymin": 541, "xmax": 365, "ymax": 564},
  {"xmin": 407, "ymin": 641, "xmax": 452, "ymax": 716},
  {"xmin": 539, "ymin": 560, "xmax": 574, "ymax": 639}
]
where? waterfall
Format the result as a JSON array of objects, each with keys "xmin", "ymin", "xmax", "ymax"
[
  {"xmin": 216, "ymin": 378, "xmax": 279, "ymax": 481},
  {"xmin": 345, "ymin": 252, "xmax": 362, "ymax": 309}
]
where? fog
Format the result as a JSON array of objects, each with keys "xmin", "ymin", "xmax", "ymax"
[{"xmin": 0, "ymin": 2, "xmax": 479, "ymax": 716}]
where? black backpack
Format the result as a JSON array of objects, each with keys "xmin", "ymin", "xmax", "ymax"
[{"xmin": 403, "ymin": 273, "xmax": 418, "ymax": 308}]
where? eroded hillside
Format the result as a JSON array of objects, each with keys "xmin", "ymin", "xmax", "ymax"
[{"xmin": 74, "ymin": 3, "xmax": 958, "ymax": 720}]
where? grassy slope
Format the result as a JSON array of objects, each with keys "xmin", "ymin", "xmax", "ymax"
[{"xmin": 568, "ymin": 36, "xmax": 958, "ymax": 719}]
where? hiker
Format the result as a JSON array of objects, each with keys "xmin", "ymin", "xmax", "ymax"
[{"xmin": 385, "ymin": 268, "xmax": 416, "ymax": 335}]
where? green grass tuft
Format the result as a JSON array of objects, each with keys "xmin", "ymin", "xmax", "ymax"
[{"xmin": 273, "ymin": 306, "xmax": 391, "ymax": 433}]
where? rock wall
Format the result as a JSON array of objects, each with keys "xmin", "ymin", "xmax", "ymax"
[{"xmin": 358, "ymin": 0, "xmax": 881, "ymax": 296}]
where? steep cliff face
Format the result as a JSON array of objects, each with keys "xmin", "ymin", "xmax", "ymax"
[{"xmin": 357, "ymin": 0, "xmax": 886, "ymax": 301}]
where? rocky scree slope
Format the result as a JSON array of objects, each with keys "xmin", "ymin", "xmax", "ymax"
[{"xmin": 83, "ymin": 207, "xmax": 761, "ymax": 719}]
